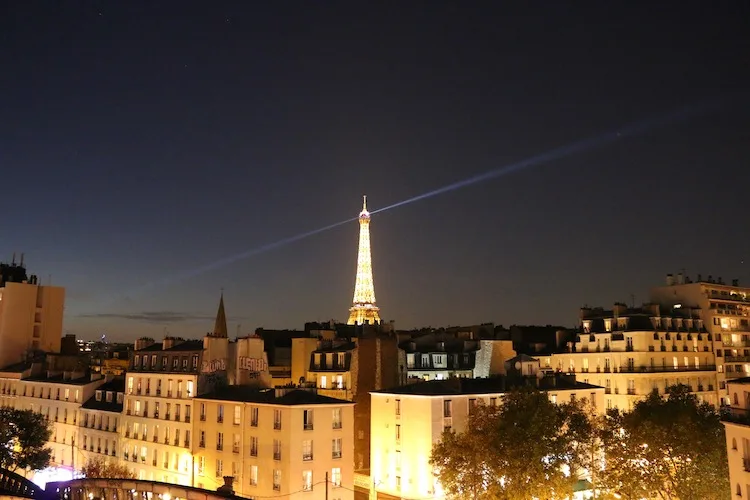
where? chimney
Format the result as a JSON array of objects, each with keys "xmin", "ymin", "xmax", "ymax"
[
  {"xmin": 217, "ymin": 476, "xmax": 234, "ymax": 496},
  {"xmin": 708, "ymin": 275, "xmax": 713, "ymax": 283},
  {"xmin": 134, "ymin": 338, "xmax": 155, "ymax": 351},
  {"xmin": 697, "ymin": 273, "xmax": 702, "ymax": 282},
  {"xmin": 676, "ymin": 272, "xmax": 684, "ymax": 285},
  {"xmin": 733, "ymin": 279, "xmax": 739, "ymax": 287},
  {"xmin": 666, "ymin": 274, "xmax": 675, "ymax": 286},
  {"xmin": 718, "ymin": 277, "xmax": 724, "ymax": 285}
]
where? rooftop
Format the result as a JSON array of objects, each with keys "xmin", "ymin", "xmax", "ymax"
[
  {"xmin": 81, "ymin": 379, "xmax": 125, "ymax": 412},
  {"xmin": 197, "ymin": 386, "xmax": 354, "ymax": 406},
  {"xmin": 138, "ymin": 340, "xmax": 204, "ymax": 352},
  {"xmin": 373, "ymin": 375, "xmax": 600, "ymax": 396}
]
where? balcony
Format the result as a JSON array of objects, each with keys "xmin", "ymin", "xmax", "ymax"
[
  {"xmin": 176, "ymin": 391, "xmax": 182, "ymax": 398},
  {"xmin": 273, "ymin": 422, "xmax": 281, "ymax": 430},
  {"xmin": 217, "ymin": 444, "xmax": 223, "ymax": 451},
  {"xmin": 726, "ymin": 356, "xmax": 750, "ymax": 363},
  {"xmin": 332, "ymin": 451, "xmax": 342, "ymax": 459},
  {"xmin": 303, "ymin": 423, "xmax": 314, "ymax": 431},
  {"xmin": 273, "ymin": 452, "xmax": 281, "ymax": 461},
  {"xmin": 153, "ymin": 436, "xmax": 158, "ymax": 443},
  {"xmin": 200, "ymin": 415, "xmax": 206, "ymax": 422},
  {"xmin": 156, "ymin": 389, "xmax": 161, "ymax": 396},
  {"xmin": 217, "ymin": 416, "xmax": 223, "ymax": 423},
  {"xmin": 165, "ymin": 413, "xmax": 171, "ymax": 420},
  {"xmin": 250, "ymin": 448, "xmax": 258, "ymax": 457},
  {"xmin": 184, "ymin": 440, "xmax": 190, "ymax": 448},
  {"xmin": 167, "ymin": 391, "xmax": 172, "ymax": 398},
  {"xmin": 745, "ymin": 458, "xmax": 750, "ymax": 473},
  {"xmin": 199, "ymin": 441, "xmax": 205, "ymax": 448},
  {"xmin": 333, "ymin": 421, "xmax": 342, "ymax": 430},
  {"xmin": 185, "ymin": 416, "xmax": 190, "ymax": 423},
  {"xmin": 233, "ymin": 446, "xmax": 240, "ymax": 454},
  {"xmin": 627, "ymin": 388, "xmax": 636, "ymax": 395},
  {"xmin": 152, "ymin": 459, "xmax": 157, "ymax": 467},
  {"xmin": 618, "ymin": 365, "xmax": 717, "ymax": 373},
  {"xmin": 153, "ymin": 412, "xmax": 159, "ymax": 419},
  {"xmin": 303, "ymin": 453, "xmax": 313, "ymax": 461}
]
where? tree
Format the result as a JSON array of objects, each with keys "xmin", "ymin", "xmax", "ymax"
[
  {"xmin": 80, "ymin": 457, "xmax": 136, "ymax": 479},
  {"xmin": 430, "ymin": 387, "xmax": 596, "ymax": 499},
  {"xmin": 599, "ymin": 384, "xmax": 730, "ymax": 500},
  {"xmin": 0, "ymin": 407, "xmax": 52, "ymax": 472}
]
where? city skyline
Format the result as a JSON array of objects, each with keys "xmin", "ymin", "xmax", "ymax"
[{"xmin": 1, "ymin": 3, "xmax": 749, "ymax": 341}]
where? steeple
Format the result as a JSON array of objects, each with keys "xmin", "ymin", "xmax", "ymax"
[
  {"xmin": 213, "ymin": 292, "xmax": 228, "ymax": 338},
  {"xmin": 348, "ymin": 195, "xmax": 381, "ymax": 325}
]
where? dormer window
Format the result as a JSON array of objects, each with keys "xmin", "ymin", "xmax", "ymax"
[
  {"xmin": 582, "ymin": 321, "xmax": 591, "ymax": 333},
  {"xmin": 95, "ymin": 391, "xmax": 102, "ymax": 401},
  {"xmin": 134, "ymin": 355, "xmax": 140, "ymax": 367},
  {"xmin": 116, "ymin": 393, "xmax": 124, "ymax": 404},
  {"xmin": 106, "ymin": 392, "xmax": 113, "ymax": 402},
  {"xmin": 604, "ymin": 319, "xmax": 612, "ymax": 332}
]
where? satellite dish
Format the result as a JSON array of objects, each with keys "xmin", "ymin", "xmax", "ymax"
[{"xmin": 514, "ymin": 361, "xmax": 522, "ymax": 371}]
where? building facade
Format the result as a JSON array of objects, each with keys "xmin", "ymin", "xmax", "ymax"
[
  {"xmin": 551, "ymin": 304, "xmax": 718, "ymax": 410},
  {"xmin": 193, "ymin": 386, "xmax": 354, "ymax": 500},
  {"xmin": 722, "ymin": 377, "xmax": 750, "ymax": 499},
  {"xmin": 0, "ymin": 354, "xmax": 108, "ymax": 484},
  {"xmin": 650, "ymin": 273, "xmax": 750, "ymax": 405},
  {"xmin": 0, "ymin": 260, "xmax": 65, "ymax": 369},
  {"xmin": 78, "ymin": 379, "xmax": 124, "ymax": 469},
  {"xmin": 369, "ymin": 375, "xmax": 605, "ymax": 500}
]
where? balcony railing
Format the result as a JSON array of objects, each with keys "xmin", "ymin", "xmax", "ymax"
[
  {"xmin": 627, "ymin": 388, "xmax": 636, "ymax": 395},
  {"xmin": 302, "ymin": 453, "xmax": 313, "ymax": 461},
  {"xmin": 744, "ymin": 457, "xmax": 750, "ymax": 473},
  {"xmin": 199, "ymin": 441, "xmax": 205, "ymax": 448},
  {"xmin": 273, "ymin": 452, "xmax": 281, "ymax": 460},
  {"xmin": 332, "ymin": 421, "xmax": 342, "ymax": 430},
  {"xmin": 726, "ymin": 356, "xmax": 750, "ymax": 363},
  {"xmin": 618, "ymin": 365, "xmax": 717, "ymax": 373},
  {"xmin": 303, "ymin": 423, "xmax": 314, "ymax": 431},
  {"xmin": 332, "ymin": 451, "xmax": 342, "ymax": 459}
]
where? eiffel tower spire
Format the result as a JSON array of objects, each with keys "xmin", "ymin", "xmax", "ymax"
[{"xmin": 348, "ymin": 195, "xmax": 381, "ymax": 325}]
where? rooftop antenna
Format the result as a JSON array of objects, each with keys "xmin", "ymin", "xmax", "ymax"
[
  {"xmin": 630, "ymin": 293, "xmax": 635, "ymax": 308},
  {"xmin": 19, "ymin": 253, "xmax": 24, "ymax": 266},
  {"xmin": 11, "ymin": 252, "xmax": 15, "ymax": 265}
]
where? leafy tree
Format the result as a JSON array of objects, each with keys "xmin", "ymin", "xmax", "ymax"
[
  {"xmin": 430, "ymin": 387, "xmax": 596, "ymax": 499},
  {"xmin": 600, "ymin": 384, "xmax": 730, "ymax": 500},
  {"xmin": 80, "ymin": 457, "xmax": 136, "ymax": 479},
  {"xmin": 0, "ymin": 407, "xmax": 52, "ymax": 472}
]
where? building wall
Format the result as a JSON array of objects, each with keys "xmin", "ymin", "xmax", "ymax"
[
  {"xmin": 193, "ymin": 398, "xmax": 354, "ymax": 500},
  {"xmin": 121, "ymin": 372, "xmax": 198, "ymax": 484},
  {"xmin": 79, "ymin": 408, "xmax": 120, "ymax": 467},
  {"xmin": 474, "ymin": 340, "xmax": 516, "ymax": 378},
  {"xmin": 650, "ymin": 279, "xmax": 750, "ymax": 404},
  {"xmin": 551, "ymin": 329, "xmax": 718, "ymax": 410},
  {"xmin": 291, "ymin": 338, "xmax": 318, "ymax": 385},
  {"xmin": 0, "ymin": 374, "xmax": 106, "ymax": 478},
  {"xmin": 724, "ymin": 381, "xmax": 750, "ymax": 499},
  {"xmin": 0, "ymin": 283, "xmax": 65, "ymax": 368},
  {"xmin": 370, "ymin": 385, "xmax": 605, "ymax": 500}
]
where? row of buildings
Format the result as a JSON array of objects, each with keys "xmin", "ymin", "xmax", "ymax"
[{"xmin": 0, "ymin": 198, "xmax": 748, "ymax": 499}]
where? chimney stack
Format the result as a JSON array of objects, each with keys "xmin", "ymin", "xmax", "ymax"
[{"xmin": 666, "ymin": 274, "xmax": 675, "ymax": 286}]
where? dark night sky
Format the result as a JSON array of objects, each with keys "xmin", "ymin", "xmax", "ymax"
[{"xmin": 1, "ymin": 2, "xmax": 749, "ymax": 341}]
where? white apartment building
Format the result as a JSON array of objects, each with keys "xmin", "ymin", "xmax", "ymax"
[
  {"xmin": 650, "ymin": 273, "xmax": 750, "ymax": 404},
  {"xmin": 0, "ymin": 261, "xmax": 65, "ymax": 369},
  {"xmin": 121, "ymin": 337, "xmax": 219, "ymax": 485},
  {"xmin": 551, "ymin": 303, "xmax": 718, "ymax": 410},
  {"xmin": 722, "ymin": 377, "xmax": 750, "ymax": 498},
  {"xmin": 193, "ymin": 386, "xmax": 354, "ymax": 500},
  {"xmin": 78, "ymin": 379, "xmax": 124, "ymax": 469},
  {"xmin": 370, "ymin": 375, "xmax": 605, "ymax": 500},
  {"xmin": 0, "ymin": 355, "xmax": 107, "ymax": 484}
]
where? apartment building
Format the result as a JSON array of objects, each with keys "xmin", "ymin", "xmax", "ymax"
[
  {"xmin": 0, "ymin": 260, "xmax": 65, "ymax": 369},
  {"xmin": 650, "ymin": 273, "xmax": 750, "ymax": 404},
  {"xmin": 78, "ymin": 379, "xmax": 124, "ymax": 468},
  {"xmin": 398, "ymin": 331, "xmax": 515, "ymax": 382},
  {"xmin": 193, "ymin": 386, "xmax": 354, "ymax": 500},
  {"xmin": 551, "ymin": 304, "xmax": 718, "ymax": 410},
  {"xmin": 722, "ymin": 377, "xmax": 750, "ymax": 498},
  {"xmin": 121, "ymin": 336, "xmax": 222, "ymax": 484},
  {"xmin": 370, "ymin": 374, "xmax": 605, "ymax": 500},
  {"xmin": 0, "ymin": 354, "xmax": 107, "ymax": 484}
]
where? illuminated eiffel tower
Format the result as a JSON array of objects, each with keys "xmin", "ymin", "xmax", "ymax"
[{"xmin": 347, "ymin": 195, "xmax": 381, "ymax": 325}]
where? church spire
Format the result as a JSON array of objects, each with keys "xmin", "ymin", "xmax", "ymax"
[{"xmin": 213, "ymin": 291, "xmax": 228, "ymax": 338}]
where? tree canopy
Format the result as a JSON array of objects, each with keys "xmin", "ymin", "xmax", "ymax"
[
  {"xmin": 600, "ymin": 384, "xmax": 730, "ymax": 500},
  {"xmin": 430, "ymin": 387, "xmax": 594, "ymax": 500},
  {"xmin": 80, "ymin": 457, "xmax": 136, "ymax": 479},
  {"xmin": 0, "ymin": 408, "xmax": 52, "ymax": 472}
]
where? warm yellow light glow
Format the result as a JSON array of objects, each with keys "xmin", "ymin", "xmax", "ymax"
[{"xmin": 348, "ymin": 195, "xmax": 381, "ymax": 325}]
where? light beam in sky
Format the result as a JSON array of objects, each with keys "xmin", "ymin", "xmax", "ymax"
[{"xmin": 111, "ymin": 97, "xmax": 731, "ymax": 301}]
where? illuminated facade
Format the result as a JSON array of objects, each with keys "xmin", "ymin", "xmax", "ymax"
[
  {"xmin": 0, "ymin": 355, "xmax": 108, "ymax": 482},
  {"xmin": 369, "ymin": 375, "xmax": 605, "ymax": 500},
  {"xmin": 192, "ymin": 386, "xmax": 354, "ymax": 499},
  {"xmin": 78, "ymin": 379, "xmax": 124, "ymax": 469},
  {"xmin": 0, "ymin": 260, "xmax": 65, "ymax": 369},
  {"xmin": 650, "ymin": 273, "xmax": 750, "ymax": 405},
  {"xmin": 552, "ymin": 304, "xmax": 718, "ymax": 410},
  {"xmin": 723, "ymin": 377, "xmax": 750, "ymax": 499},
  {"xmin": 347, "ymin": 196, "xmax": 381, "ymax": 326}
]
